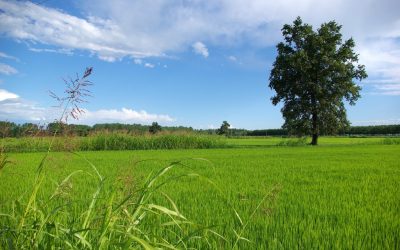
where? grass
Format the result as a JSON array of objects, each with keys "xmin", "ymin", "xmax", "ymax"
[
  {"xmin": 0, "ymin": 134, "xmax": 226, "ymax": 152},
  {"xmin": 226, "ymin": 136, "xmax": 400, "ymax": 147},
  {"xmin": 2, "ymin": 135, "xmax": 399, "ymax": 153},
  {"xmin": 1, "ymin": 138, "xmax": 399, "ymax": 249}
]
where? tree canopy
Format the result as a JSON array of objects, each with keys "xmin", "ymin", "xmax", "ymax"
[
  {"xmin": 149, "ymin": 122, "xmax": 162, "ymax": 134},
  {"xmin": 269, "ymin": 17, "xmax": 367, "ymax": 145},
  {"xmin": 217, "ymin": 121, "xmax": 231, "ymax": 135}
]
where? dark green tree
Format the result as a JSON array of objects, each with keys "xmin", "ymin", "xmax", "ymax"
[
  {"xmin": 149, "ymin": 122, "xmax": 162, "ymax": 134},
  {"xmin": 269, "ymin": 17, "xmax": 367, "ymax": 145},
  {"xmin": 217, "ymin": 121, "xmax": 230, "ymax": 135},
  {"xmin": 0, "ymin": 121, "xmax": 17, "ymax": 138},
  {"xmin": 20, "ymin": 123, "xmax": 40, "ymax": 136}
]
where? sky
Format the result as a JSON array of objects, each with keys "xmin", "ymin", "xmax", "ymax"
[{"xmin": 0, "ymin": 0, "xmax": 399, "ymax": 129}]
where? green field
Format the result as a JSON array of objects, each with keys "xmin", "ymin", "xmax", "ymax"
[{"xmin": 1, "ymin": 138, "xmax": 400, "ymax": 249}]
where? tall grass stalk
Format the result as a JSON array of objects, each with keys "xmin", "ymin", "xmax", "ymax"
[
  {"xmin": 0, "ymin": 67, "xmax": 272, "ymax": 249},
  {"xmin": 0, "ymin": 64, "xmax": 202, "ymax": 247},
  {"xmin": 0, "ymin": 134, "xmax": 227, "ymax": 153}
]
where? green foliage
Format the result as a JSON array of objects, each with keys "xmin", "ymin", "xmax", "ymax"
[
  {"xmin": 0, "ymin": 149, "xmax": 10, "ymax": 174},
  {"xmin": 0, "ymin": 134, "xmax": 227, "ymax": 152},
  {"xmin": 1, "ymin": 121, "xmax": 400, "ymax": 138},
  {"xmin": 269, "ymin": 17, "xmax": 367, "ymax": 145},
  {"xmin": 0, "ymin": 121, "xmax": 20, "ymax": 138},
  {"xmin": 247, "ymin": 128, "xmax": 288, "ymax": 136},
  {"xmin": 381, "ymin": 138, "xmax": 400, "ymax": 145},
  {"xmin": 345, "ymin": 124, "xmax": 400, "ymax": 135},
  {"xmin": 217, "ymin": 121, "xmax": 230, "ymax": 135},
  {"xmin": 0, "ymin": 156, "xmax": 214, "ymax": 248},
  {"xmin": 149, "ymin": 122, "xmax": 162, "ymax": 134}
]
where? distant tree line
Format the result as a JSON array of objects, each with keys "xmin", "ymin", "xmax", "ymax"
[
  {"xmin": 0, "ymin": 121, "xmax": 194, "ymax": 138},
  {"xmin": 0, "ymin": 121, "xmax": 399, "ymax": 138},
  {"xmin": 345, "ymin": 125, "xmax": 400, "ymax": 136}
]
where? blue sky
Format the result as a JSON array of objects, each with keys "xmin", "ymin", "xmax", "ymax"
[{"xmin": 0, "ymin": 0, "xmax": 399, "ymax": 129}]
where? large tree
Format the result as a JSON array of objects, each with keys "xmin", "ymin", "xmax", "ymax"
[{"xmin": 269, "ymin": 17, "xmax": 367, "ymax": 145}]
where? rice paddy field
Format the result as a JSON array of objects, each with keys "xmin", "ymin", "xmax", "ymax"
[{"xmin": 1, "ymin": 137, "xmax": 399, "ymax": 249}]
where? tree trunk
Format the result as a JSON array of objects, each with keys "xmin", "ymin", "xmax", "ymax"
[
  {"xmin": 311, "ymin": 133, "xmax": 318, "ymax": 145},
  {"xmin": 311, "ymin": 111, "xmax": 318, "ymax": 145}
]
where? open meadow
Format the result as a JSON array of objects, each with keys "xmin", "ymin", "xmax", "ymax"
[
  {"xmin": 1, "ymin": 137, "xmax": 399, "ymax": 249},
  {"xmin": 2, "ymin": 1, "xmax": 400, "ymax": 248}
]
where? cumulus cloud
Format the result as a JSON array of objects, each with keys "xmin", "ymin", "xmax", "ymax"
[
  {"xmin": 358, "ymin": 38, "xmax": 400, "ymax": 95},
  {"xmin": 1, "ymin": 0, "xmax": 399, "ymax": 56},
  {"xmin": 0, "ymin": 89, "xmax": 48, "ymax": 121},
  {"xmin": 0, "ymin": 63, "xmax": 18, "ymax": 75},
  {"xmin": 76, "ymin": 108, "xmax": 175, "ymax": 125},
  {"xmin": 0, "ymin": 0, "xmax": 399, "ymax": 94},
  {"xmin": 0, "ymin": 88, "xmax": 175, "ymax": 124},
  {"xmin": 192, "ymin": 42, "xmax": 209, "ymax": 58},
  {"xmin": 0, "ymin": 0, "xmax": 159, "ymax": 61},
  {"xmin": 0, "ymin": 88, "xmax": 18, "ymax": 101}
]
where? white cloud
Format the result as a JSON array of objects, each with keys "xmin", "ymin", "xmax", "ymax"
[
  {"xmin": 352, "ymin": 118, "xmax": 400, "ymax": 126},
  {"xmin": 29, "ymin": 47, "xmax": 73, "ymax": 55},
  {"xmin": 134, "ymin": 58, "xmax": 143, "ymax": 65},
  {"xmin": 0, "ymin": 0, "xmax": 399, "ymax": 93},
  {"xmin": 0, "ymin": 88, "xmax": 18, "ymax": 101},
  {"xmin": 76, "ymin": 108, "xmax": 175, "ymax": 125},
  {"xmin": 0, "ymin": 88, "xmax": 175, "ymax": 124},
  {"xmin": 134, "ymin": 58, "xmax": 155, "ymax": 68},
  {"xmin": 97, "ymin": 55, "xmax": 118, "ymax": 62},
  {"xmin": 228, "ymin": 55, "xmax": 237, "ymax": 62},
  {"xmin": 0, "ymin": 51, "xmax": 19, "ymax": 61},
  {"xmin": 192, "ymin": 42, "xmax": 209, "ymax": 58},
  {"xmin": 0, "ymin": 63, "xmax": 18, "ymax": 75},
  {"xmin": 144, "ymin": 63, "xmax": 155, "ymax": 68},
  {"xmin": 0, "ymin": 89, "xmax": 49, "ymax": 121},
  {"xmin": 0, "ymin": 0, "xmax": 159, "ymax": 61},
  {"xmin": 358, "ymin": 38, "xmax": 400, "ymax": 95},
  {"xmin": 2, "ymin": 0, "xmax": 399, "ymax": 56}
]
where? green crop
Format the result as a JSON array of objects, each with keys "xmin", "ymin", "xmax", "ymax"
[{"xmin": 1, "ymin": 138, "xmax": 399, "ymax": 249}]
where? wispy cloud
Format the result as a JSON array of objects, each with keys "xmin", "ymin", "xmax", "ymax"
[
  {"xmin": 352, "ymin": 118, "xmax": 400, "ymax": 126},
  {"xmin": 192, "ymin": 42, "xmax": 209, "ymax": 58},
  {"xmin": 134, "ymin": 58, "xmax": 155, "ymax": 68},
  {"xmin": 0, "ymin": 51, "xmax": 19, "ymax": 61},
  {"xmin": 0, "ymin": 0, "xmax": 159, "ymax": 61},
  {"xmin": 29, "ymin": 47, "xmax": 73, "ymax": 56},
  {"xmin": 134, "ymin": 58, "xmax": 143, "ymax": 65},
  {"xmin": 0, "ymin": 63, "xmax": 18, "ymax": 75},
  {"xmin": 144, "ymin": 63, "xmax": 155, "ymax": 68},
  {"xmin": 228, "ymin": 55, "xmax": 237, "ymax": 62},
  {"xmin": 0, "ymin": 0, "xmax": 399, "ymax": 94},
  {"xmin": 358, "ymin": 38, "xmax": 400, "ymax": 95}
]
